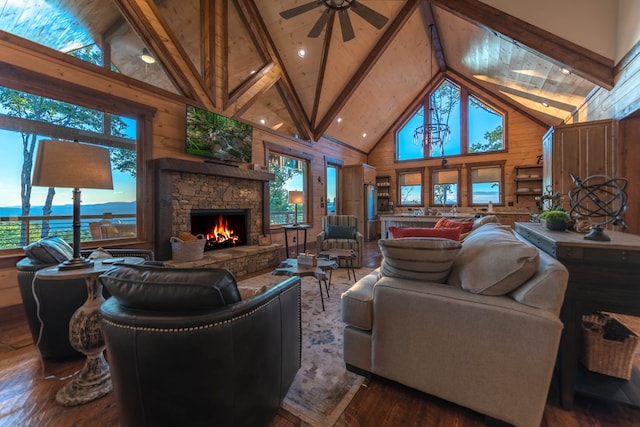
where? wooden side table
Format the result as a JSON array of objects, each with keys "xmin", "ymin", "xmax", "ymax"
[
  {"xmin": 318, "ymin": 249, "xmax": 358, "ymax": 283},
  {"xmin": 35, "ymin": 257, "xmax": 144, "ymax": 406},
  {"xmin": 514, "ymin": 222, "xmax": 640, "ymax": 409},
  {"xmin": 273, "ymin": 258, "xmax": 336, "ymax": 310}
]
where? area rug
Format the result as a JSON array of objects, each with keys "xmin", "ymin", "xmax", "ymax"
[{"xmin": 237, "ymin": 266, "xmax": 373, "ymax": 426}]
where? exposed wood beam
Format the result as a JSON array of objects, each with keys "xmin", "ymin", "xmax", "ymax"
[
  {"xmin": 429, "ymin": 0, "xmax": 614, "ymax": 90},
  {"xmin": 201, "ymin": 0, "xmax": 216, "ymax": 97},
  {"xmin": 112, "ymin": 0, "xmax": 215, "ymax": 109},
  {"xmin": 224, "ymin": 63, "xmax": 279, "ymax": 118},
  {"xmin": 419, "ymin": 1, "xmax": 446, "ymax": 72},
  {"xmin": 311, "ymin": 13, "xmax": 336, "ymax": 128},
  {"xmin": 313, "ymin": 0, "xmax": 422, "ymax": 141},
  {"xmin": 236, "ymin": 0, "xmax": 313, "ymax": 141}
]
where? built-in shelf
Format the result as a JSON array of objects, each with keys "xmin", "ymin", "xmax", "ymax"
[
  {"xmin": 514, "ymin": 164, "xmax": 543, "ymax": 202},
  {"xmin": 376, "ymin": 175, "xmax": 392, "ymax": 211}
]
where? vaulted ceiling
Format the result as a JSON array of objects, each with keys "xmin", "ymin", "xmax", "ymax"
[{"xmin": 0, "ymin": 0, "xmax": 614, "ymax": 153}]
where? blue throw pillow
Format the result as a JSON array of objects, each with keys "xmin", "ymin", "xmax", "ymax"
[
  {"xmin": 326, "ymin": 224, "xmax": 356, "ymax": 239},
  {"xmin": 23, "ymin": 236, "xmax": 73, "ymax": 264}
]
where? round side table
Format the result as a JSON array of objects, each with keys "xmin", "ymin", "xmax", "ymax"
[{"xmin": 35, "ymin": 257, "xmax": 144, "ymax": 406}]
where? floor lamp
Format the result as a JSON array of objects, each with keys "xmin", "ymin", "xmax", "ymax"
[
  {"xmin": 288, "ymin": 190, "xmax": 304, "ymax": 226},
  {"xmin": 32, "ymin": 140, "xmax": 114, "ymax": 270}
]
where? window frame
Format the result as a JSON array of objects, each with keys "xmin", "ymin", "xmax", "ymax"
[
  {"xmin": 395, "ymin": 77, "xmax": 508, "ymax": 162},
  {"xmin": 265, "ymin": 142, "xmax": 313, "ymax": 228},
  {"xmin": 428, "ymin": 165, "xmax": 461, "ymax": 207},
  {"xmin": 324, "ymin": 156, "xmax": 343, "ymax": 216},
  {"xmin": 396, "ymin": 168, "xmax": 424, "ymax": 207},
  {"xmin": 466, "ymin": 161, "xmax": 506, "ymax": 207}
]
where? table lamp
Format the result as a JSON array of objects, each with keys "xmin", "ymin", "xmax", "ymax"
[
  {"xmin": 32, "ymin": 140, "xmax": 114, "ymax": 269},
  {"xmin": 288, "ymin": 190, "xmax": 304, "ymax": 226}
]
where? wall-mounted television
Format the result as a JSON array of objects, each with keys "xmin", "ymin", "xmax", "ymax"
[{"xmin": 185, "ymin": 105, "xmax": 252, "ymax": 164}]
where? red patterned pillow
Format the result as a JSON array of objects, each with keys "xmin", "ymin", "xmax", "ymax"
[
  {"xmin": 434, "ymin": 217, "xmax": 474, "ymax": 234},
  {"xmin": 388, "ymin": 226, "xmax": 461, "ymax": 241}
]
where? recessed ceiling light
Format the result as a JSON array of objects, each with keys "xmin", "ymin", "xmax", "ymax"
[
  {"xmin": 250, "ymin": 70, "xmax": 257, "ymax": 75},
  {"xmin": 297, "ymin": 48, "xmax": 306, "ymax": 58},
  {"xmin": 362, "ymin": 133, "xmax": 367, "ymax": 138},
  {"xmin": 337, "ymin": 117, "xmax": 342, "ymax": 123},
  {"xmin": 541, "ymin": 102, "xmax": 549, "ymax": 108},
  {"xmin": 259, "ymin": 118, "xmax": 266, "ymax": 125},
  {"xmin": 560, "ymin": 67, "xmax": 571, "ymax": 75},
  {"xmin": 140, "ymin": 48, "xmax": 156, "ymax": 64}
]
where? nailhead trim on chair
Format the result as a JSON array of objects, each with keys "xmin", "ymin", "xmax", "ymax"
[{"xmin": 103, "ymin": 285, "xmax": 299, "ymax": 333}]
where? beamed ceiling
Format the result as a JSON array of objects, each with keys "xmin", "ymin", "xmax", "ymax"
[{"xmin": 0, "ymin": 0, "xmax": 614, "ymax": 153}]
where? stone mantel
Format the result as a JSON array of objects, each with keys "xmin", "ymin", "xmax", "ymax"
[{"xmin": 154, "ymin": 157, "xmax": 275, "ymax": 260}]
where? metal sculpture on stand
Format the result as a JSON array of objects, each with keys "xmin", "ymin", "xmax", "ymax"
[{"xmin": 568, "ymin": 174, "xmax": 628, "ymax": 241}]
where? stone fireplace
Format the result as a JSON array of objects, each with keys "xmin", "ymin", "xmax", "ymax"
[
  {"xmin": 190, "ymin": 208, "xmax": 249, "ymax": 251},
  {"xmin": 154, "ymin": 158, "xmax": 276, "ymax": 265}
]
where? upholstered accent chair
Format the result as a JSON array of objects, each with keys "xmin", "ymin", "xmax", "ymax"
[
  {"xmin": 16, "ymin": 245, "xmax": 155, "ymax": 359},
  {"xmin": 316, "ymin": 215, "xmax": 363, "ymax": 268},
  {"xmin": 100, "ymin": 264, "xmax": 301, "ymax": 427}
]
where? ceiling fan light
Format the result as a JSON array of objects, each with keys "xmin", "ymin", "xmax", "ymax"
[{"xmin": 140, "ymin": 48, "xmax": 156, "ymax": 64}]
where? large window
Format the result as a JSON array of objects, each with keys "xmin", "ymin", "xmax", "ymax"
[
  {"xmin": 325, "ymin": 158, "xmax": 342, "ymax": 215},
  {"xmin": 0, "ymin": 87, "xmax": 138, "ymax": 251},
  {"xmin": 268, "ymin": 148, "xmax": 310, "ymax": 226},
  {"xmin": 396, "ymin": 79, "xmax": 505, "ymax": 161},
  {"xmin": 430, "ymin": 168, "xmax": 460, "ymax": 206},
  {"xmin": 467, "ymin": 162, "xmax": 505, "ymax": 206},
  {"xmin": 397, "ymin": 170, "xmax": 424, "ymax": 206}
]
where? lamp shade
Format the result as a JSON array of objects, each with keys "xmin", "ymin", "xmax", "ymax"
[
  {"xmin": 288, "ymin": 190, "xmax": 304, "ymax": 204},
  {"xmin": 32, "ymin": 140, "xmax": 114, "ymax": 190}
]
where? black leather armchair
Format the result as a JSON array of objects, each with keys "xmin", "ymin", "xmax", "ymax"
[
  {"xmin": 100, "ymin": 264, "xmax": 301, "ymax": 427},
  {"xmin": 16, "ymin": 248, "xmax": 155, "ymax": 359}
]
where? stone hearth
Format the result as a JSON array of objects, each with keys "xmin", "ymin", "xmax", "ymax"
[{"xmin": 154, "ymin": 158, "xmax": 281, "ymax": 274}]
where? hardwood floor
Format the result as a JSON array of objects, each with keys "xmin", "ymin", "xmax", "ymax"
[{"xmin": 1, "ymin": 241, "xmax": 639, "ymax": 426}]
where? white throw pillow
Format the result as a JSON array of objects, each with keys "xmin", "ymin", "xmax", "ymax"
[
  {"xmin": 378, "ymin": 238, "xmax": 462, "ymax": 283},
  {"xmin": 448, "ymin": 225, "xmax": 540, "ymax": 295}
]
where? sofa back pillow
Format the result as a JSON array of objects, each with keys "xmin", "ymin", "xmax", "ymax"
[
  {"xmin": 379, "ymin": 238, "xmax": 462, "ymax": 283},
  {"xmin": 448, "ymin": 224, "xmax": 540, "ymax": 295},
  {"xmin": 388, "ymin": 226, "xmax": 461, "ymax": 241},
  {"xmin": 434, "ymin": 217, "xmax": 474, "ymax": 234},
  {"xmin": 100, "ymin": 263, "xmax": 241, "ymax": 311}
]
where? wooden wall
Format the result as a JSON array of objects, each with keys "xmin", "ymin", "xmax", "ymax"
[{"xmin": 367, "ymin": 72, "xmax": 548, "ymax": 213}]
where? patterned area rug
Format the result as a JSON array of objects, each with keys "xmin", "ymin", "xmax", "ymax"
[{"xmin": 237, "ymin": 265, "xmax": 372, "ymax": 426}]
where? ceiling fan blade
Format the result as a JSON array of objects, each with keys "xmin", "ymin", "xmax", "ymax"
[
  {"xmin": 280, "ymin": 1, "xmax": 321, "ymax": 19},
  {"xmin": 351, "ymin": 2, "xmax": 389, "ymax": 29},
  {"xmin": 338, "ymin": 10, "xmax": 355, "ymax": 42},
  {"xmin": 308, "ymin": 9, "xmax": 331, "ymax": 38}
]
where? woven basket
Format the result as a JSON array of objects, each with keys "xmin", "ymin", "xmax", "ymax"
[
  {"xmin": 170, "ymin": 234, "xmax": 206, "ymax": 261},
  {"xmin": 581, "ymin": 312, "xmax": 639, "ymax": 380}
]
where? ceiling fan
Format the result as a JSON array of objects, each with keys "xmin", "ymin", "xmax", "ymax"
[{"xmin": 280, "ymin": 0, "xmax": 389, "ymax": 42}]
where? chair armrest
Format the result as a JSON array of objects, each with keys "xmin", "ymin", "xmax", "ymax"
[{"xmin": 316, "ymin": 231, "xmax": 327, "ymax": 251}]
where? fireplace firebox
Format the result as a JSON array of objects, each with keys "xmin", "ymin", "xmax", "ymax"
[{"xmin": 191, "ymin": 209, "xmax": 249, "ymax": 251}]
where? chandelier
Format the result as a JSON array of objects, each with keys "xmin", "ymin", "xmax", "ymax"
[{"xmin": 413, "ymin": 24, "xmax": 450, "ymax": 159}]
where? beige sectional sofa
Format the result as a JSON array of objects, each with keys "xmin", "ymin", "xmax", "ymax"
[{"xmin": 341, "ymin": 222, "xmax": 569, "ymax": 427}]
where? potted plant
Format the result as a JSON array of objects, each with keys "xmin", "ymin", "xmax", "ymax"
[{"xmin": 539, "ymin": 209, "xmax": 571, "ymax": 231}]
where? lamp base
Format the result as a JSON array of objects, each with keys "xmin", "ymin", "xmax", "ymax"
[
  {"xmin": 59, "ymin": 257, "xmax": 94, "ymax": 270},
  {"xmin": 584, "ymin": 225, "xmax": 611, "ymax": 242}
]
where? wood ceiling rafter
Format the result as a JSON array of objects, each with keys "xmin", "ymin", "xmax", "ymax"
[
  {"xmin": 236, "ymin": 0, "xmax": 313, "ymax": 141},
  {"xmin": 419, "ymin": 1, "xmax": 446, "ymax": 72},
  {"xmin": 224, "ymin": 62, "xmax": 279, "ymax": 118},
  {"xmin": 112, "ymin": 0, "xmax": 215, "ymax": 110},
  {"xmin": 313, "ymin": 0, "xmax": 422, "ymax": 142},
  {"xmin": 429, "ymin": 0, "xmax": 614, "ymax": 90},
  {"xmin": 202, "ymin": 0, "xmax": 216, "ymax": 100},
  {"xmin": 310, "ymin": 13, "xmax": 337, "ymax": 129}
]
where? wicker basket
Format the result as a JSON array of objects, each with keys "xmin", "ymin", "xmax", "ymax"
[
  {"xmin": 170, "ymin": 234, "xmax": 206, "ymax": 261},
  {"xmin": 581, "ymin": 312, "xmax": 639, "ymax": 380}
]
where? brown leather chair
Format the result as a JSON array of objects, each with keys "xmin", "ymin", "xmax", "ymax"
[{"xmin": 100, "ymin": 263, "xmax": 301, "ymax": 427}]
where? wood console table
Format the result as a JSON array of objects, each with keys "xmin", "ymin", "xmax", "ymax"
[{"xmin": 514, "ymin": 222, "xmax": 640, "ymax": 410}]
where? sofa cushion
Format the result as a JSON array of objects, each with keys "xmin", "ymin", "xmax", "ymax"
[
  {"xmin": 100, "ymin": 264, "xmax": 241, "ymax": 311},
  {"xmin": 378, "ymin": 238, "xmax": 462, "ymax": 283},
  {"xmin": 326, "ymin": 224, "xmax": 356, "ymax": 239},
  {"xmin": 388, "ymin": 226, "xmax": 461, "ymax": 241},
  {"xmin": 448, "ymin": 224, "xmax": 540, "ymax": 295},
  {"xmin": 341, "ymin": 269, "xmax": 380, "ymax": 330},
  {"xmin": 23, "ymin": 236, "xmax": 73, "ymax": 264}
]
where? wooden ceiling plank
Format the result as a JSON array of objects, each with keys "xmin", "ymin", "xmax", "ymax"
[
  {"xmin": 310, "ymin": 13, "xmax": 336, "ymax": 128},
  {"xmin": 112, "ymin": 0, "xmax": 215, "ymax": 109},
  {"xmin": 429, "ymin": 0, "xmax": 614, "ymax": 90},
  {"xmin": 235, "ymin": 0, "xmax": 313, "ymax": 141},
  {"xmin": 314, "ymin": 0, "xmax": 422, "ymax": 141}
]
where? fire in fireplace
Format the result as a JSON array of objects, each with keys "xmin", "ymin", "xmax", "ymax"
[{"xmin": 191, "ymin": 209, "xmax": 249, "ymax": 251}]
